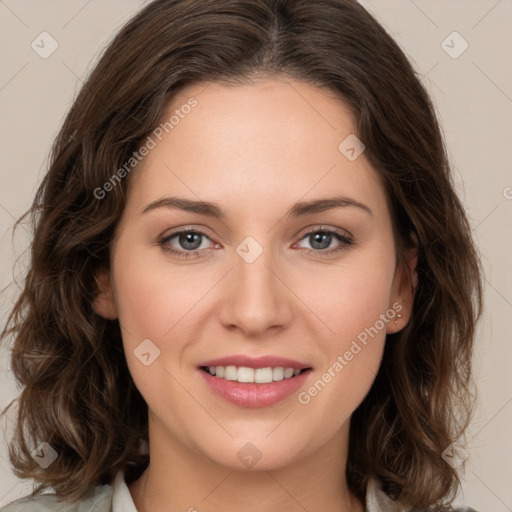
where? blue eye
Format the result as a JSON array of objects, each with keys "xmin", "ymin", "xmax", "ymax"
[
  {"xmin": 158, "ymin": 226, "xmax": 353, "ymax": 259},
  {"xmin": 159, "ymin": 230, "xmax": 213, "ymax": 259},
  {"xmin": 296, "ymin": 228, "xmax": 353, "ymax": 257}
]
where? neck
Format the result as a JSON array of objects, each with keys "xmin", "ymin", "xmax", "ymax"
[{"xmin": 129, "ymin": 415, "xmax": 364, "ymax": 512}]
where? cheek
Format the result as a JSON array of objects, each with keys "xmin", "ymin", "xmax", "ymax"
[
  {"xmin": 111, "ymin": 241, "xmax": 219, "ymax": 383},
  {"xmin": 293, "ymin": 245, "xmax": 396, "ymax": 403},
  {"xmin": 295, "ymin": 271, "xmax": 393, "ymax": 432},
  {"xmin": 296, "ymin": 246, "xmax": 397, "ymax": 344},
  {"xmin": 110, "ymin": 242, "xmax": 183, "ymax": 378},
  {"xmin": 113, "ymin": 267, "xmax": 168, "ymax": 340},
  {"xmin": 111, "ymin": 248, "xmax": 194, "ymax": 416},
  {"xmin": 112, "ymin": 238, "xmax": 196, "ymax": 339}
]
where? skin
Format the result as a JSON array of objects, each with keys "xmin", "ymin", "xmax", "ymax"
[{"xmin": 94, "ymin": 75, "xmax": 417, "ymax": 512}]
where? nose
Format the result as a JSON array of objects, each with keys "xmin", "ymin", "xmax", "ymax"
[{"xmin": 218, "ymin": 243, "xmax": 294, "ymax": 337}]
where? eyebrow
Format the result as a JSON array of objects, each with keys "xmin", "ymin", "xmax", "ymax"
[{"xmin": 141, "ymin": 194, "xmax": 373, "ymax": 218}]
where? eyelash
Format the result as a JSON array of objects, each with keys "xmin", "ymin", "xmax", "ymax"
[{"xmin": 158, "ymin": 226, "xmax": 353, "ymax": 260}]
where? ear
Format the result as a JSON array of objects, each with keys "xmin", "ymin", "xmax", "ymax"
[
  {"xmin": 92, "ymin": 265, "xmax": 118, "ymax": 320},
  {"xmin": 386, "ymin": 233, "xmax": 418, "ymax": 334}
]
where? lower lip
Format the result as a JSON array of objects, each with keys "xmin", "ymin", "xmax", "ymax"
[{"xmin": 199, "ymin": 368, "xmax": 311, "ymax": 408}]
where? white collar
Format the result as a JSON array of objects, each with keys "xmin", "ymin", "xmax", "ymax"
[{"xmin": 112, "ymin": 471, "xmax": 138, "ymax": 512}]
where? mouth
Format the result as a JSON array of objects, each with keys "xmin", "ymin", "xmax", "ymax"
[
  {"xmin": 199, "ymin": 365, "xmax": 312, "ymax": 384},
  {"xmin": 197, "ymin": 355, "xmax": 313, "ymax": 408}
]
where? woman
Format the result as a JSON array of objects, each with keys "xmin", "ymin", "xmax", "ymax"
[{"xmin": 0, "ymin": 0, "xmax": 483, "ymax": 510}]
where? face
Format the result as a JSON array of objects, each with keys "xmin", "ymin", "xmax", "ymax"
[{"xmin": 94, "ymin": 76, "xmax": 416, "ymax": 472}]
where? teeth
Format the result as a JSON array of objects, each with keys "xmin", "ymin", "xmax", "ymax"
[
  {"xmin": 206, "ymin": 365, "xmax": 303, "ymax": 383},
  {"xmin": 284, "ymin": 368, "xmax": 294, "ymax": 378},
  {"xmin": 238, "ymin": 367, "xmax": 254, "ymax": 383},
  {"xmin": 272, "ymin": 367, "xmax": 284, "ymax": 381},
  {"xmin": 255, "ymin": 367, "xmax": 273, "ymax": 383},
  {"xmin": 225, "ymin": 366, "xmax": 237, "ymax": 380}
]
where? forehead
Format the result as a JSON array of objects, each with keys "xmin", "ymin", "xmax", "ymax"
[{"xmin": 126, "ymin": 76, "xmax": 388, "ymax": 221}]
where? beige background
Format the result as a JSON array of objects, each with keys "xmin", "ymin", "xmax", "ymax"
[{"xmin": 0, "ymin": 0, "xmax": 511, "ymax": 509}]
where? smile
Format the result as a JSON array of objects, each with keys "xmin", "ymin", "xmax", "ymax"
[{"xmin": 201, "ymin": 365, "xmax": 305, "ymax": 383}]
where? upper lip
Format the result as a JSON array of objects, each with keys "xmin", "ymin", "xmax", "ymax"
[{"xmin": 198, "ymin": 354, "xmax": 312, "ymax": 370}]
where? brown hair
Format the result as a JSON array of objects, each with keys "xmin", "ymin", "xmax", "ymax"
[{"xmin": 1, "ymin": 0, "xmax": 483, "ymax": 508}]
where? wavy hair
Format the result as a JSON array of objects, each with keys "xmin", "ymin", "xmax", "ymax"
[{"xmin": 1, "ymin": 0, "xmax": 483, "ymax": 508}]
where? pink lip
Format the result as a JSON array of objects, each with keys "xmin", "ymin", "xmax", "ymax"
[
  {"xmin": 199, "ymin": 368, "xmax": 312, "ymax": 408},
  {"xmin": 198, "ymin": 354, "xmax": 311, "ymax": 370}
]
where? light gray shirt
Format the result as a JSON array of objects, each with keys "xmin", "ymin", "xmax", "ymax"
[{"xmin": 0, "ymin": 472, "xmax": 478, "ymax": 511}]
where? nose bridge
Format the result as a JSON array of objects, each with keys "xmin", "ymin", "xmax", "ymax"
[
  {"xmin": 237, "ymin": 237, "xmax": 276, "ymax": 294},
  {"xmin": 219, "ymin": 234, "xmax": 292, "ymax": 334}
]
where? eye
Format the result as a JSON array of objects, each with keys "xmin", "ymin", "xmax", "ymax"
[
  {"xmin": 159, "ymin": 229, "xmax": 216, "ymax": 259},
  {"xmin": 294, "ymin": 226, "xmax": 353, "ymax": 257}
]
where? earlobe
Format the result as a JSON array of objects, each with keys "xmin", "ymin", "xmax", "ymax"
[
  {"xmin": 387, "ymin": 233, "xmax": 419, "ymax": 334},
  {"xmin": 92, "ymin": 266, "xmax": 118, "ymax": 320}
]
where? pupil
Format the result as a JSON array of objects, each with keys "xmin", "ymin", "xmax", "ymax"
[
  {"xmin": 311, "ymin": 232, "xmax": 331, "ymax": 250},
  {"xmin": 180, "ymin": 232, "xmax": 201, "ymax": 250}
]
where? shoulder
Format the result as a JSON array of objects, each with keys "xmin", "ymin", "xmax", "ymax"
[{"xmin": 0, "ymin": 481, "xmax": 113, "ymax": 512}]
